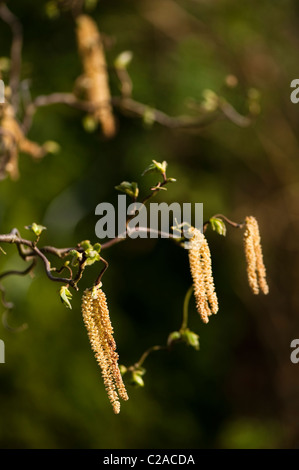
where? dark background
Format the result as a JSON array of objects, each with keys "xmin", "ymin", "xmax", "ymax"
[{"xmin": 0, "ymin": 0, "xmax": 299, "ymax": 449}]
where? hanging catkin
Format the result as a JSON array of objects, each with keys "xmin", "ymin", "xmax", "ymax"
[
  {"xmin": 243, "ymin": 216, "xmax": 269, "ymax": 295},
  {"xmin": 81, "ymin": 286, "xmax": 128, "ymax": 414},
  {"xmin": 188, "ymin": 228, "xmax": 219, "ymax": 323},
  {"xmin": 76, "ymin": 14, "xmax": 116, "ymax": 138},
  {"xmin": 0, "ymin": 104, "xmax": 46, "ymax": 180}
]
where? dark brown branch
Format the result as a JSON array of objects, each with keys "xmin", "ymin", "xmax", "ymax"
[
  {"xmin": 210, "ymin": 213, "xmax": 245, "ymax": 229},
  {"xmin": 40, "ymin": 245, "xmax": 76, "ymax": 258},
  {"xmin": 112, "ymin": 97, "xmax": 221, "ymax": 130},
  {"xmin": 0, "ymin": 231, "xmax": 76, "ymax": 287},
  {"xmin": 101, "ymin": 175, "xmax": 176, "ymax": 250},
  {"xmin": 95, "ymin": 257, "xmax": 109, "ymax": 286},
  {"xmin": 0, "ymin": 283, "xmax": 13, "ymax": 310},
  {"xmin": 219, "ymin": 100, "xmax": 252, "ymax": 128},
  {"xmin": 0, "ymin": 259, "xmax": 36, "ymax": 280},
  {"xmin": 22, "ymin": 92, "xmax": 250, "ymax": 137}
]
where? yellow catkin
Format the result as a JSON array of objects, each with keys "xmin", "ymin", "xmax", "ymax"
[
  {"xmin": 188, "ymin": 228, "xmax": 218, "ymax": 323},
  {"xmin": 76, "ymin": 14, "xmax": 116, "ymax": 138},
  {"xmin": 81, "ymin": 286, "xmax": 128, "ymax": 414},
  {"xmin": 200, "ymin": 236, "xmax": 219, "ymax": 315},
  {"xmin": 0, "ymin": 104, "xmax": 45, "ymax": 179},
  {"xmin": 244, "ymin": 216, "xmax": 269, "ymax": 295}
]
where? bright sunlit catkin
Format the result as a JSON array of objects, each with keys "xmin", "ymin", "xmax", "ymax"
[
  {"xmin": 244, "ymin": 216, "xmax": 269, "ymax": 295},
  {"xmin": 188, "ymin": 228, "xmax": 219, "ymax": 323},
  {"xmin": 76, "ymin": 14, "xmax": 116, "ymax": 138},
  {"xmin": 81, "ymin": 286, "xmax": 128, "ymax": 414}
]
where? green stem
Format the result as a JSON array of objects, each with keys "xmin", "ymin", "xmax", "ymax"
[
  {"xmin": 181, "ymin": 285, "xmax": 193, "ymax": 330},
  {"xmin": 133, "ymin": 345, "xmax": 166, "ymax": 370}
]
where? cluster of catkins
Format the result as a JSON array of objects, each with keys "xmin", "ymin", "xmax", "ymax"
[
  {"xmin": 188, "ymin": 216, "xmax": 269, "ymax": 323},
  {"xmin": 81, "ymin": 217, "xmax": 269, "ymax": 413}
]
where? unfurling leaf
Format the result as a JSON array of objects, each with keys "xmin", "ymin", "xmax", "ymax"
[
  {"xmin": 210, "ymin": 217, "xmax": 227, "ymax": 236},
  {"xmin": 0, "ymin": 57, "xmax": 11, "ymax": 73},
  {"xmin": 60, "ymin": 286, "xmax": 72, "ymax": 309},
  {"xmin": 202, "ymin": 89, "xmax": 219, "ymax": 112},
  {"xmin": 82, "ymin": 115, "xmax": 98, "ymax": 133},
  {"xmin": 93, "ymin": 243, "xmax": 101, "ymax": 253},
  {"xmin": 129, "ymin": 367, "xmax": 146, "ymax": 387},
  {"xmin": 131, "ymin": 372, "xmax": 144, "ymax": 387},
  {"xmin": 43, "ymin": 141, "xmax": 60, "ymax": 154},
  {"xmin": 69, "ymin": 250, "xmax": 83, "ymax": 267},
  {"xmin": 167, "ymin": 330, "xmax": 182, "ymax": 346},
  {"xmin": 181, "ymin": 329, "xmax": 200, "ymax": 351},
  {"xmin": 142, "ymin": 107, "xmax": 155, "ymax": 127},
  {"xmin": 119, "ymin": 365, "xmax": 127, "ymax": 376},
  {"xmin": 79, "ymin": 240, "xmax": 92, "ymax": 251},
  {"xmin": 142, "ymin": 160, "xmax": 167, "ymax": 177},
  {"xmin": 84, "ymin": 248, "xmax": 101, "ymax": 266},
  {"xmin": 25, "ymin": 223, "xmax": 47, "ymax": 237},
  {"xmin": 115, "ymin": 181, "xmax": 139, "ymax": 199},
  {"xmin": 114, "ymin": 51, "xmax": 133, "ymax": 70},
  {"xmin": 45, "ymin": 1, "xmax": 60, "ymax": 19}
]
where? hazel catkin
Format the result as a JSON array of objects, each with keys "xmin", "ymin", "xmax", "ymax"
[{"xmin": 81, "ymin": 286, "xmax": 128, "ymax": 414}]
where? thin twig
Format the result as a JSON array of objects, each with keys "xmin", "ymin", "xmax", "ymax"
[
  {"xmin": 181, "ymin": 285, "xmax": 193, "ymax": 330},
  {"xmin": 95, "ymin": 257, "xmax": 109, "ymax": 286},
  {"xmin": 0, "ymin": 259, "xmax": 36, "ymax": 280},
  {"xmin": 133, "ymin": 345, "xmax": 167, "ymax": 369},
  {"xmin": 2, "ymin": 309, "xmax": 28, "ymax": 333},
  {"xmin": 0, "ymin": 231, "xmax": 76, "ymax": 287},
  {"xmin": 211, "ymin": 213, "xmax": 245, "ymax": 229}
]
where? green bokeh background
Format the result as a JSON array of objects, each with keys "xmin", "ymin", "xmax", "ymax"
[{"xmin": 0, "ymin": 0, "xmax": 299, "ymax": 449}]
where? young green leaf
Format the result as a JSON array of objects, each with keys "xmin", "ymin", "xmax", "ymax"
[
  {"xmin": 82, "ymin": 115, "xmax": 98, "ymax": 133},
  {"xmin": 114, "ymin": 50, "xmax": 133, "ymax": 70},
  {"xmin": 69, "ymin": 250, "xmax": 83, "ymax": 267},
  {"xmin": 142, "ymin": 160, "xmax": 167, "ymax": 177},
  {"xmin": 129, "ymin": 369, "xmax": 146, "ymax": 387},
  {"xmin": 25, "ymin": 223, "xmax": 47, "ymax": 237},
  {"xmin": 79, "ymin": 240, "xmax": 93, "ymax": 251},
  {"xmin": 93, "ymin": 243, "xmax": 101, "ymax": 253},
  {"xmin": 181, "ymin": 329, "xmax": 200, "ymax": 351},
  {"xmin": 115, "ymin": 181, "xmax": 139, "ymax": 199},
  {"xmin": 167, "ymin": 330, "xmax": 182, "ymax": 347},
  {"xmin": 142, "ymin": 107, "xmax": 155, "ymax": 127},
  {"xmin": 84, "ymin": 248, "xmax": 101, "ymax": 266},
  {"xmin": 210, "ymin": 217, "xmax": 227, "ymax": 236},
  {"xmin": 119, "ymin": 365, "xmax": 128, "ymax": 376},
  {"xmin": 60, "ymin": 286, "xmax": 72, "ymax": 309},
  {"xmin": 43, "ymin": 141, "xmax": 61, "ymax": 154}
]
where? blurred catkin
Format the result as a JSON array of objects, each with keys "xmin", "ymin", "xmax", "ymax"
[
  {"xmin": 76, "ymin": 14, "xmax": 116, "ymax": 138},
  {"xmin": 243, "ymin": 216, "xmax": 269, "ymax": 295},
  {"xmin": 0, "ymin": 104, "xmax": 45, "ymax": 180},
  {"xmin": 188, "ymin": 228, "xmax": 218, "ymax": 323},
  {"xmin": 81, "ymin": 286, "xmax": 128, "ymax": 414}
]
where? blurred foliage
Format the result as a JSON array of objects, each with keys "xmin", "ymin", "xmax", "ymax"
[{"xmin": 0, "ymin": 0, "xmax": 299, "ymax": 449}]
